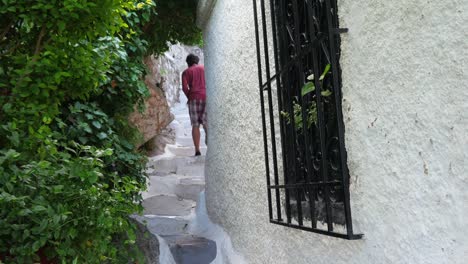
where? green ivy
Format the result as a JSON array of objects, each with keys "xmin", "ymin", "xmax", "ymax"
[{"xmin": 0, "ymin": 0, "xmax": 202, "ymax": 262}]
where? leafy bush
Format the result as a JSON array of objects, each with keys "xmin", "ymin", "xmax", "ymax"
[
  {"xmin": 0, "ymin": 142, "xmax": 142, "ymax": 263},
  {"xmin": 0, "ymin": 0, "xmax": 201, "ymax": 262}
]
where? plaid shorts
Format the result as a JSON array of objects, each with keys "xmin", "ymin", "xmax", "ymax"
[{"xmin": 188, "ymin": 99, "xmax": 207, "ymax": 127}]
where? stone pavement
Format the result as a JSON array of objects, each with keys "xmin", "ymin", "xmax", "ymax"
[{"xmin": 133, "ymin": 98, "xmax": 215, "ymax": 264}]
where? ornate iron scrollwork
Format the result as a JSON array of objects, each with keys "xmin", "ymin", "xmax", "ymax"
[{"xmin": 253, "ymin": 0, "xmax": 362, "ymax": 239}]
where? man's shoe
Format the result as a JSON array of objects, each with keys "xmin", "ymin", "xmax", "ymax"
[{"xmin": 195, "ymin": 151, "xmax": 201, "ymax": 156}]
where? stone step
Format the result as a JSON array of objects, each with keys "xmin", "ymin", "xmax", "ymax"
[
  {"xmin": 142, "ymin": 195, "xmax": 195, "ymax": 216},
  {"xmin": 167, "ymin": 145, "xmax": 207, "ymax": 157},
  {"xmin": 147, "ymin": 156, "xmax": 205, "ymax": 175},
  {"xmin": 148, "ymin": 158, "xmax": 178, "ymax": 175},
  {"xmin": 172, "ymin": 106, "xmax": 188, "ymax": 113},
  {"xmin": 180, "ymin": 120, "xmax": 193, "ymax": 128},
  {"xmin": 175, "ymin": 127, "xmax": 206, "ymax": 137},
  {"xmin": 171, "ymin": 122, "xmax": 190, "ymax": 138},
  {"xmin": 179, "ymin": 128, "xmax": 207, "ymax": 138},
  {"xmin": 176, "ymin": 163, "xmax": 204, "ymax": 177},
  {"xmin": 162, "ymin": 235, "xmax": 217, "ymax": 264},
  {"xmin": 142, "ymin": 176, "xmax": 179, "ymax": 199},
  {"xmin": 175, "ymin": 178, "xmax": 205, "ymax": 201},
  {"xmin": 132, "ymin": 215, "xmax": 190, "ymax": 236},
  {"xmin": 143, "ymin": 174, "xmax": 204, "ymax": 195},
  {"xmin": 174, "ymin": 114, "xmax": 190, "ymax": 121},
  {"xmin": 175, "ymin": 136, "xmax": 206, "ymax": 147}
]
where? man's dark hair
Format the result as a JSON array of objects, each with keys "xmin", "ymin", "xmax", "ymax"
[{"xmin": 186, "ymin": 54, "xmax": 200, "ymax": 67}]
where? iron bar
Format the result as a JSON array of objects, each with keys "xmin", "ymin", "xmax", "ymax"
[
  {"xmin": 306, "ymin": 1, "xmax": 334, "ymax": 232},
  {"xmin": 270, "ymin": 220, "xmax": 363, "ymax": 240},
  {"xmin": 291, "ymin": 0, "xmax": 304, "ymax": 227},
  {"xmin": 269, "ymin": 0, "xmax": 285, "ymax": 221},
  {"xmin": 277, "ymin": 0, "xmax": 295, "ymax": 224},
  {"xmin": 260, "ymin": 0, "xmax": 282, "ymax": 224},
  {"xmin": 253, "ymin": 0, "xmax": 273, "ymax": 220},
  {"xmin": 335, "ymin": 28, "xmax": 349, "ymax": 34},
  {"xmin": 304, "ymin": 0, "xmax": 319, "ymax": 229},
  {"xmin": 268, "ymin": 181, "xmax": 342, "ymax": 189},
  {"xmin": 324, "ymin": 0, "xmax": 355, "ymax": 237}
]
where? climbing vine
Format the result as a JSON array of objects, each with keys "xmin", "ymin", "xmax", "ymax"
[{"xmin": 0, "ymin": 0, "xmax": 201, "ymax": 263}]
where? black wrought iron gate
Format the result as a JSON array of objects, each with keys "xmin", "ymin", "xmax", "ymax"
[{"xmin": 253, "ymin": 0, "xmax": 362, "ymax": 239}]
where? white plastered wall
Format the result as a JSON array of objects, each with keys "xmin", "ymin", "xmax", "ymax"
[{"xmin": 198, "ymin": 0, "xmax": 468, "ymax": 263}]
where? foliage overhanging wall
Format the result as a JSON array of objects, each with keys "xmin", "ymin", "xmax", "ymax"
[{"xmin": 0, "ymin": 0, "xmax": 201, "ymax": 262}]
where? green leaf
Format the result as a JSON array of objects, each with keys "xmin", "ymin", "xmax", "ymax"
[
  {"xmin": 32, "ymin": 241, "xmax": 43, "ymax": 252},
  {"xmin": 97, "ymin": 132, "xmax": 108, "ymax": 139},
  {"xmin": 5, "ymin": 182, "xmax": 13, "ymax": 192},
  {"xmin": 58, "ymin": 21, "xmax": 65, "ymax": 32},
  {"xmin": 92, "ymin": 121, "xmax": 102, "ymax": 129},
  {"xmin": 38, "ymin": 160, "xmax": 51, "ymax": 169},
  {"xmin": 78, "ymin": 137, "xmax": 88, "ymax": 144},
  {"xmin": 319, "ymin": 64, "xmax": 331, "ymax": 81},
  {"xmin": 52, "ymin": 185, "xmax": 64, "ymax": 194},
  {"xmin": 321, "ymin": 90, "xmax": 332, "ymax": 97},
  {"xmin": 83, "ymin": 124, "xmax": 92, "ymax": 133},
  {"xmin": 2, "ymin": 103, "xmax": 12, "ymax": 112},
  {"xmin": 34, "ymin": 219, "xmax": 49, "ymax": 234},
  {"xmin": 42, "ymin": 116, "xmax": 52, "ymax": 124},
  {"xmin": 23, "ymin": 229, "xmax": 31, "ymax": 239},
  {"xmin": 301, "ymin": 82, "xmax": 315, "ymax": 96},
  {"xmin": 8, "ymin": 131, "xmax": 20, "ymax": 147},
  {"xmin": 18, "ymin": 209, "xmax": 32, "ymax": 216},
  {"xmin": 32, "ymin": 205, "xmax": 47, "ymax": 212},
  {"xmin": 103, "ymin": 149, "xmax": 113, "ymax": 156},
  {"xmin": 88, "ymin": 173, "xmax": 98, "ymax": 184},
  {"xmin": 69, "ymin": 228, "xmax": 77, "ymax": 239},
  {"xmin": 53, "ymin": 215, "xmax": 61, "ymax": 225}
]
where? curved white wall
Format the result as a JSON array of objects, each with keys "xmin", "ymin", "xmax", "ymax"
[{"xmin": 199, "ymin": 0, "xmax": 468, "ymax": 263}]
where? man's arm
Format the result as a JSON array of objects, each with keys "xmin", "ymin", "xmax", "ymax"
[{"xmin": 182, "ymin": 71, "xmax": 190, "ymax": 99}]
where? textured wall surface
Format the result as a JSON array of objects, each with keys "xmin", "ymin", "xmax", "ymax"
[
  {"xmin": 129, "ymin": 55, "xmax": 173, "ymax": 147},
  {"xmin": 200, "ymin": 0, "xmax": 468, "ymax": 263}
]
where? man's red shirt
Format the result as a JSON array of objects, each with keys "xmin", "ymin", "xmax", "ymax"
[{"xmin": 182, "ymin": 64, "xmax": 206, "ymax": 101}]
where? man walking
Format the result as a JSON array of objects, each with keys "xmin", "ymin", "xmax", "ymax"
[{"xmin": 182, "ymin": 54, "xmax": 207, "ymax": 156}]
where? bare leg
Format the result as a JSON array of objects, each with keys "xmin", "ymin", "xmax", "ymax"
[
  {"xmin": 192, "ymin": 125, "xmax": 201, "ymax": 153},
  {"xmin": 202, "ymin": 124, "xmax": 208, "ymax": 145}
]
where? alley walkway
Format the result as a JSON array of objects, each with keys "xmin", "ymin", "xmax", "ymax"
[{"xmin": 133, "ymin": 97, "xmax": 215, "ymax": 264}]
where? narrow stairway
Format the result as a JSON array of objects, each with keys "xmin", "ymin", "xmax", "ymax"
[{"xmin": 133, "ymin": 97, "xmax": 215, "ymax": 264}]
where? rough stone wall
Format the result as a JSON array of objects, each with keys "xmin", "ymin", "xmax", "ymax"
[
  {"xmin": 129, "ymin": 56, "xmax": 173, "ymax": 147},
  {"xmin": 130, "ymin": 45, "xmax": 203, "ymax": 148},
  {"xmin": 199, "ymin": 0, "xmax": 468, "ymax": 263}
]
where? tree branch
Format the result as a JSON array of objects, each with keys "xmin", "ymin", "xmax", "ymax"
[
  {"xmin": 14, "ymin": 24, "xmax": 48, "ymax": 90},
  {"xmin": 34, "ymin": 24, "xmax": 47, "ymax": 57},
  {"xmin": 0, "ymin": 21, "xmax": 14, "ymax": 42}
]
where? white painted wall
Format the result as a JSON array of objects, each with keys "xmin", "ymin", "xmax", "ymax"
[{"xmin": 198, "ymin": 0, "xmax": 468, "ymax": 263}]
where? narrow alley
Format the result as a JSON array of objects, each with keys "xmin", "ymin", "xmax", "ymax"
[{"xmin": 132, "ymin": 91, "xmax": 245, "ymax": 264}]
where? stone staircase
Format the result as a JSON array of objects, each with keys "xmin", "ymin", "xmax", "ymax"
[{"xmin": 133, "ymin": 98, "xmax": 216, "ymax": 264}]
